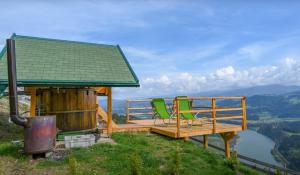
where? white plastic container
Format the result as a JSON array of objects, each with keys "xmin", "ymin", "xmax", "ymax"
[{"xmin": 64, "ymin": 134, "xmax": 95, "ymax": 148}]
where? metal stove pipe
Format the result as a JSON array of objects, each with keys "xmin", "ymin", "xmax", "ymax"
[{"xmin": 6, "ymin": 39, "xmax": 28, "ymax": 127}]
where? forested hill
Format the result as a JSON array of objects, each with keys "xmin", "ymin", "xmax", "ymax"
[{"xmin": 240, "ymin": 90, "xmax": 300, "ymax": 120}]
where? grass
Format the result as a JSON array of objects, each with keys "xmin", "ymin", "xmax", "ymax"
[
  {"xmin": 0, "ymin": 97, "xmax": 28, "ymax": 142},
  {"xmin": 0, "ymin": 99, "xmax": 263, "ymax": 174},
  {"xmin": 0, "ymin": 132, "xmax": 264, "ymax": 175}
]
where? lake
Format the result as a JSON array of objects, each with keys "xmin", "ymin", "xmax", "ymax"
[{"xmin": 234, "ymin": 130, "xmax": 282, "ymax": 166}]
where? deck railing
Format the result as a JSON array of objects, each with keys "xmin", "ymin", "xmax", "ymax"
[{"xmin": 126, "ymin": 96, "xmax": 247, "ymax": 137}]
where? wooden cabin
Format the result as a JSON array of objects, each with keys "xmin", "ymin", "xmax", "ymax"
[{"xmin": 0, "ymin": 34, "xmax": 139, "ymax": 135}]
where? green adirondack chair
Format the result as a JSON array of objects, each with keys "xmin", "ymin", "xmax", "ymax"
[
  {"xmin": 151, "ymin": 98, "xmax": 175, "ymax": 126},
  {"xmin": 176, "ymin": 96, "xmax": 201, "ymax": 127}
]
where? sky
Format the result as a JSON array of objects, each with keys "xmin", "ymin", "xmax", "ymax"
[{"xmin": 1, "ymin": 0, "xmax": 300, "ymax": 99}]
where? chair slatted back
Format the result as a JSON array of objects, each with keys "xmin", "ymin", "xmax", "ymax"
[
  {"xmin": 151, "ymin": 98, "xmax": 171, "ymax": 119},
  {"xmin": 177, "ymin": 96, "xmax": 196, "ymax": 120}
]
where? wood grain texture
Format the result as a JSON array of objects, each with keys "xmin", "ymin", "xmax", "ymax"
[
  {"xmin": 107, "ymin": 87, "xmax": 113, "ymax": 135},
  {"xmin": 36, "ymin": 88, "xmax": 97, "ymax": 131},
  {"xmin": 29, "ymin": 87, "xmax": 36, "ymax": 117}
]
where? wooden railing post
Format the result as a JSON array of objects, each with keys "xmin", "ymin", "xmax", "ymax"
[
  {"xmin": 126, "ymin": 100, "xmax": 129, "ymax": 123},
  {"xmin": 212, "ymin": 98, "xmax": 216, "ymax": 133},
  {"xmin": 241, "ymin": 97, "xmax": 247, "ymax": 130},
  {"xmin": 176, "ymin": 97, "xmax": 180, "ymax": 138}
]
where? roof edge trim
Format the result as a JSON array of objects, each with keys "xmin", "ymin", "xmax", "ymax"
[
  {"xmin": 15, "ymin": 34, "xmax": 117, "ymax": 48},
  {"xmin": 0, "ymin": 79, "xmax": 140, "ymax": 87}
]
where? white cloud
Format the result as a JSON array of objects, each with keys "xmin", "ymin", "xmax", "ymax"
[
  {"xmin": 284, "ymin": 57, "xmax": 297, "ymax": 68},
  {"xmin": 122, "ymin": 43, "xmax": 228, "ymax": 77},
  {"xmin": 238, "ymin": 43, "xmax": 267, "ymax": 60},
  {"xmin": 214, "ymin": 66, "xmax": 235, "ymax": 78},
  {"xmin": 123, "ymin": 47, "xmax": 161, "ymax": 61},
  {"xmin": 114, "ymin": 58, "xmax": 300, "ymax": 99}
]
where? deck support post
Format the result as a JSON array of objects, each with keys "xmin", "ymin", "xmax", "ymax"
[
  {"xmin": 241, "ymin": 97, "xmax": 247, "ymax": 130},
  {"xmin": 176, "ymin": 97, "xmax": 180, "ymax": 138},
  {"xmin": 107, "ymin": 87, "xmax": 113, "ymax": 136},
  {"xmin": 220, "ymin": 132, "xmax": 236, "ymax": 158},
  {"xmin": 30, "ymin": 87, "xmax": 36, "ymax": 117},
  {"xmin": 203, "ymin": 135, "xmax": 208, "ymax": 149}
]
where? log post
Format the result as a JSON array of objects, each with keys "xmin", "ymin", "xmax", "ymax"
[
  {"xmin": 30, "ymin": 87, "xmax": 36, "ymax": 117},
  {"xmin": 241, "ymin": 97, "xmax": 247, "ymax": 130},
  {"xmin": 212, "ymin": 98, "xmax": 216, "ymax": 133},
  {"xmin": 107, "ymin": 87, "xmax": 113, "ymax": 135},
  {"xmin": 203, "ymin": 135, "xmax": 208, "ymax": 149},
  {"xmin": 220, "ymin": 132, "xmax": 236, "ymax": 158},
  {"xmin": 176, "ymin": 97, "xmax": 180, "ymax": 138}
]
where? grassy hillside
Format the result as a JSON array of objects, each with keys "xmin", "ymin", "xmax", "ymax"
[
  {"xmin": 0, "ymin": 97, "xmax": 27, "ymax": 142},
  {"xmin": 0, "ymin": 132, "xmax": 262, "ymax": 175},
  {"xmin": 0, "ymin": 95, "xmax": 262, "ymax": 174}
]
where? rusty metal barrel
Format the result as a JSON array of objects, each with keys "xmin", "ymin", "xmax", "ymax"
[
  {"xmin": 24, "ymin": 116, "xmax": 56, "ymax": 154},
  {"xmin": 36, "ymin": 88, "xmax": 97, "ymax": 131}
]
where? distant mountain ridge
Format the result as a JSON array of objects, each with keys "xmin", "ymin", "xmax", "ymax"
[{"xmin": 194, "ymin": 84, "xmax": 300, "ymax": 97}]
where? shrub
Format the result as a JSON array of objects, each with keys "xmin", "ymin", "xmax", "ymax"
[
  {"xmin": 68, "ymin": 154, "xmax": 79, "ymax": 175},
  {"xmin": 164, "ymin": 146, "xmax": 182, "ymax": 175},
  {"xmin": 224, "ymin": 151, "xmax": 239, "ymax": 171},
  {"xmin": 0, "ymin": 142, "xmax": 24, "ymax": 159},
  {"xmin": 130, "ymin": 152, "xmax": 143, "ymax": 175},
  {"xmin": 275, "ymin": 169, "xmax": 282, "ymax": 175}
]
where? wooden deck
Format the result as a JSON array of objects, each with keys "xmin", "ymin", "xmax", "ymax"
[
  {"xmin": 128, "ymin": 119, "xmax": 242, "ymax": 138},
  {"xmin": 99, "ymin": 119, "xmax": 242, "ymax": 139}
]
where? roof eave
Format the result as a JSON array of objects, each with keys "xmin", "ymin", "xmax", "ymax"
[{"xmin": 0, "ymin": 80, "xmax": 140, "ymax": 87}]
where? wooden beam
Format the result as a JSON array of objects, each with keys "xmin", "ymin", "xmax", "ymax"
[
  {"xmin": 209, "ymin": 116, "xmax": 243, "ymax": 120},
  {"xmin": 203, "ymin": 135, "xmax": 208, "ymax": 149},
  {"xmin": 29, "ymin": 87, "xmax": 36, "ymax": 117},
  {"xmin": 184, "ymin": 137, "xmax": 189, "ymax": 141},
  {"xmin": 220, "ymin": 132, "xmax": 237, "ymax": 158},
  {"xmin": 179, "ymin": 107, "xmax": 242, "ymax": 114},
  {"xmin": 126, "ymin": 98, "xmax": 174, "ymax": 102},
  {"xmin": 107, "ymin": 87, "xmax": 113, "ymax": 135},
  {"xmin": 128, "ymin": 112, "xmax": 153, "ymax": 116},
  {"xmin": 94, "ymin": 87, "xmax": 108, "ymax": 95},
  {"xmin": 128, "ymin": 107, "xmax": 153, "ymax": 110},
  {"xmin": 241, "ymin": 97, "xmax": 247, "ymax": 130}
]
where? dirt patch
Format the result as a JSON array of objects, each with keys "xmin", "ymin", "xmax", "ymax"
[{"xmin": 0, "ymin": 156, "xmax": 70, "ymax": 175}]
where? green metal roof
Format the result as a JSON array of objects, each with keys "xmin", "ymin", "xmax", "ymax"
[{"xmin": 0, "ymin": 34, "xmax": 139, "ymax": 87}]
